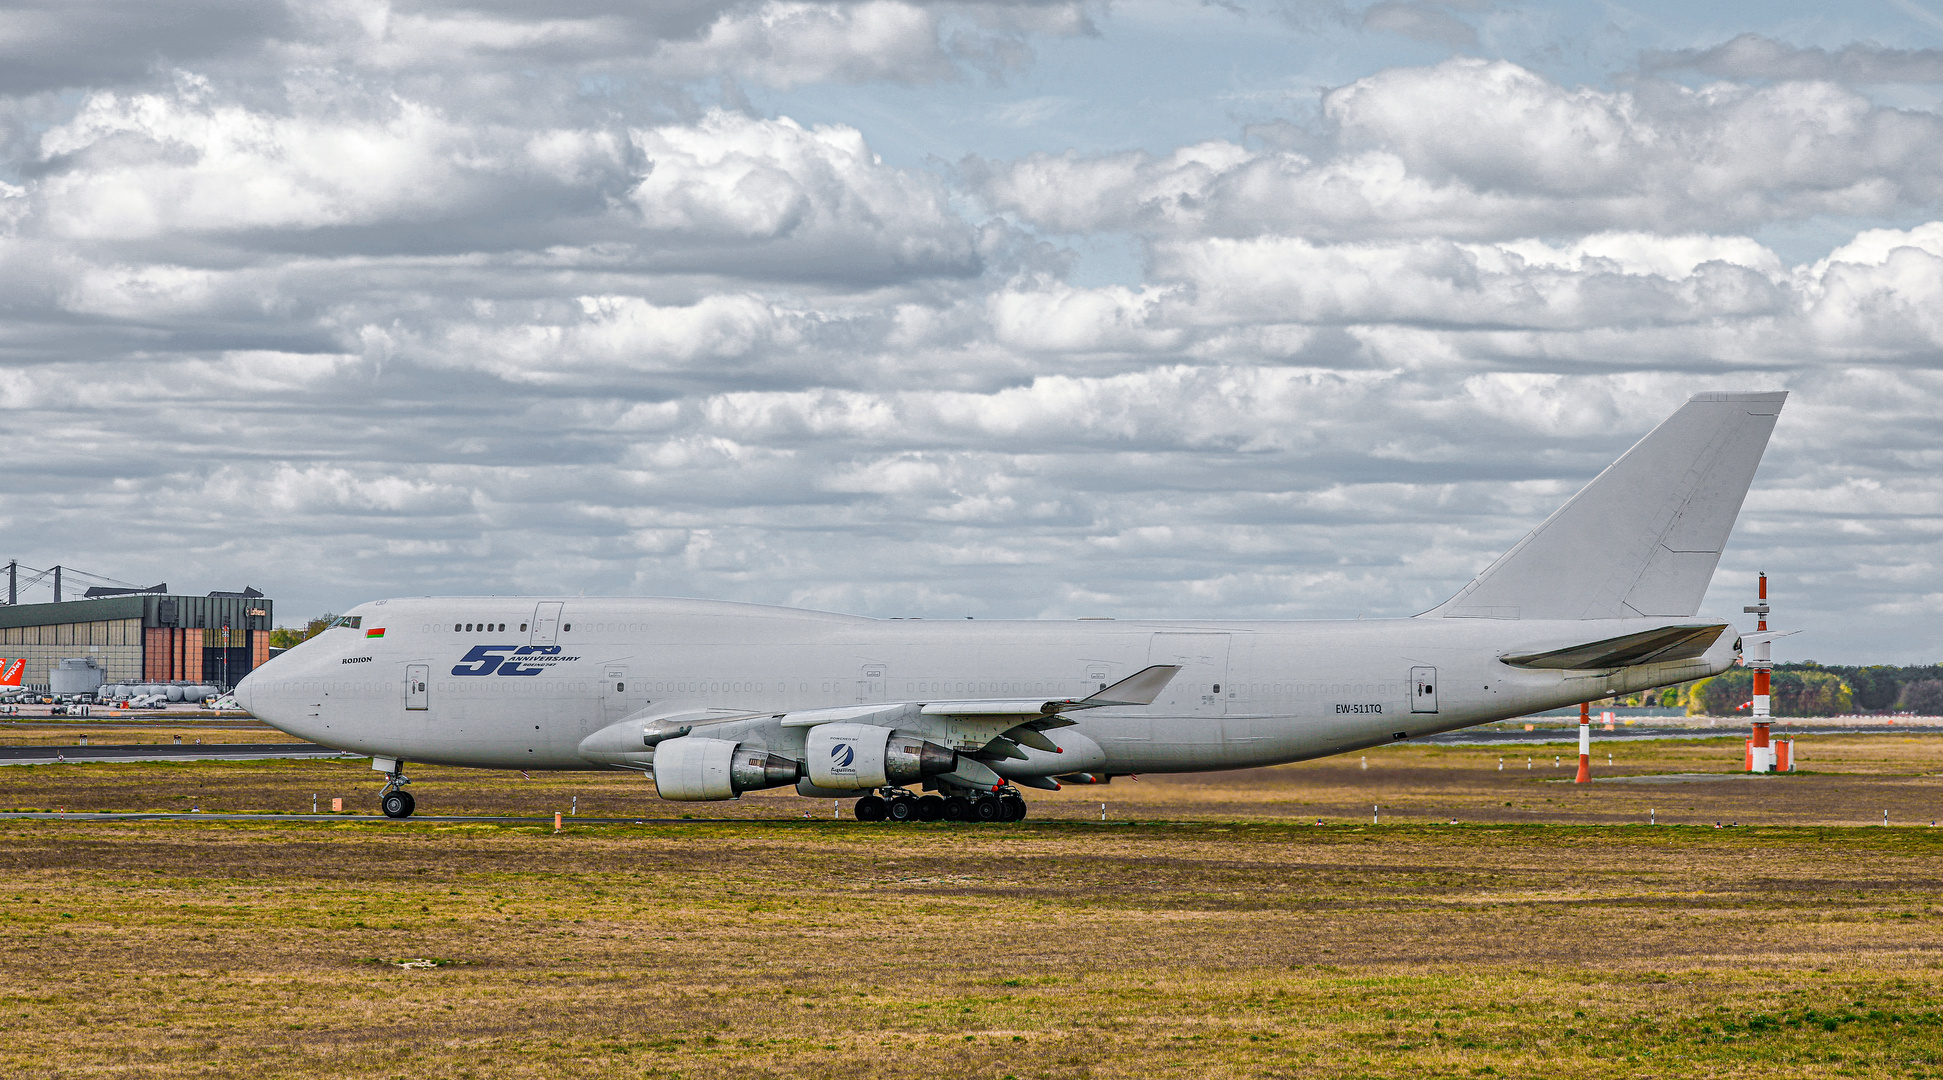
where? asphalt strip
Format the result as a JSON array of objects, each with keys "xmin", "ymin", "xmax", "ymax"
[
  {"xmin": 0, "ymin": 744, "xmax": 357, "ymax": 766},
  {"xmin": 0, "ymin": 811, "xmax": 741, "ymax": 824}
]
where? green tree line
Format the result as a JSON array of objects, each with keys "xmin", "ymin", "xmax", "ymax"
[
  {"xmin": 267, "ymin": 614, "xmax": 335, "ymax": 651},
  {"xmin": 1602, "ymin": 662, "xmax": 1943, "ymax": 717}
]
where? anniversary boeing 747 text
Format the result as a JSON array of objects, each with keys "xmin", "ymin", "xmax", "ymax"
[{"xmin": 237, "ymin": 392, "xmax": 1786, "ymax": 822}]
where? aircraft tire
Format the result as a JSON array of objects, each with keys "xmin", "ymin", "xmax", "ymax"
[
  {"xmin": 942, "ymin": 795, "xmax": 972, "ymax": 822},
  {"xmin": 381, "ymin": 791, "xmax": 415, "ymax": 819},
  {"xmin": 972, "ymin": 796, "xmax": 1002, "ymax": 822},
  {"xmin": 886, "ymin": 797, "xmax": 918, "ymax": 823},
  {"xmin": 854, "ymin": 795, "xmax": 888, "ymax": 822},
  {"xmin": 916, "ymin": 795, "xmax": 944, "ymax": 822},
  {"xmin": 1000, "ymin": 795, "xmax": 1025, "ymax": 822}
]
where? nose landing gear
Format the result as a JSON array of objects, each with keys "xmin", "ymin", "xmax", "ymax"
[
  {"xmin": 376, "ymin": 763, "xmax": 415, "ymax": 818},
  {"xmin": 381, "ymin": 789, "xmax": 416, "ymax": 818}
]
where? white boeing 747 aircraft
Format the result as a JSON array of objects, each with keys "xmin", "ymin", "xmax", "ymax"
[{"xmin": 238, "ymin": 391, "xmax": 1785, "ymax": 822}]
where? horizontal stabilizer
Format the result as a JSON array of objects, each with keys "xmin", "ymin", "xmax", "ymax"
[{"xmin": 1500, "ymin": 623, "xmax": 1729, "ymax": 670}]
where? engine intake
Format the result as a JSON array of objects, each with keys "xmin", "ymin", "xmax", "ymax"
[
  {"xmin": 805, "ymin": 723, "xmax": 957, "ymax": 790},
  {"xmin": 651, "ymin": 737, "xmax": 802, "ymax": 801}
]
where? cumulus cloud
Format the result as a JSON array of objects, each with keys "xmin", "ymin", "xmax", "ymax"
[
  {"xmin": 1358, "ymin": 1, "xmax": 1477, "ymax": 47},
  {"xmin": 625, "ymin": 111, "xmax": 979, "ymax": 277},
  {"xmin": 1, "ymin": 14, "xmax": 1940, "ymax": 661},
  {"xmin": 1646, "ymin": 33, "xmax": 1943, "ymax": 84},
  {"xmin": 971, "ymin": 58, "xmax": 1943, "ymax": 239},
  {"xmin": 647, "ymin": 1, "xmax": 1092, "ymax": 88},
  {"xmin": 0, "ymin": 0, "xmax": 296, "ymax": 93}
]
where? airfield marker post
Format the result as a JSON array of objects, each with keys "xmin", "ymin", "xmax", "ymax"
[
  {"xmin": 1576, "ymin": 703, "xmax": 1591, "ymax": 783},
  {"xmin": 554, "ymin": 812, "xmax": 563, "ymax": 832}
]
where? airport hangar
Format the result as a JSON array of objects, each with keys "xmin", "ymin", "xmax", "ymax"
[{"xmin": 0, "ymin": 588, "xmax": 273, "ymax": 690}]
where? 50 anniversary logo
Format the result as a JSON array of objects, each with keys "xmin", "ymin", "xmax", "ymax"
[{"xmin": 450, "ymin": 645, "xmax": 581, "ymax": 677}]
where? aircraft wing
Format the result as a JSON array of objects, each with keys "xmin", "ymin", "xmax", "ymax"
[
  {"xmin": 586, "ymin": 665, "xmax": 1182, "ymax": 767},
  {"xmin": 1498, "ymin": 623, "xmax": 1729, "ymax": 670},
  {"xmin": 917, "ymin": 664, "xmax": 1183, "ymax": 718}
]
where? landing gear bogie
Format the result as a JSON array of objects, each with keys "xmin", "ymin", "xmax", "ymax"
[
  {"xmin": 854, "ymin": 786, "xmax": 1026, "ymax": 824},
  {"xmin": 854, "ymin": 794, "xmax": 888, "ymax": 821}
]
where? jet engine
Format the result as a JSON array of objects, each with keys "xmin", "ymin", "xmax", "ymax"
[
  {"xmin": 651, "ymin": 737, "xmax": 802, "ymax": 801},
  {"xmin": 804, "ymin": 723, "xmax": 957, "ymax": 789}
]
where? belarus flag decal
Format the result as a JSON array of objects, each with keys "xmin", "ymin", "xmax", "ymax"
[{"xmin": 366, "ymin": 627, "xmax": 386, "ymax": 638}]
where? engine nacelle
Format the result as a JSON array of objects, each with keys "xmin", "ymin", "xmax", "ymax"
[
  {"xmin": 652, "ymin": 737, "xmax": 802, "ymax": 801},
  {"xmin": 805, "ymin": 723, "xmax": 957, "ymax": 790}
]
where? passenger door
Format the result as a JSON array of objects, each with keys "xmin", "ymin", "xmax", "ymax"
[
  {"xmin": 530, "ymin": 602, "xmax": 563, "ymax": 646},
  {"xmin": 405, "ymin": 664, "xmax": 429, "ymax": 711},
  {"xmin": 603, "ymin": 666, "xmax": 629, "ymax": 721},
  {"xmin": 1146, "ymin": 634, "xmax": 1231, "ymax": 716},
  {"xmin": 1410, "ymin": 666, "xmax": 1438, "ymax": 713},
  {"xmin": 856, "ymin": 664, "xmax": 887, "ymax": 703}
]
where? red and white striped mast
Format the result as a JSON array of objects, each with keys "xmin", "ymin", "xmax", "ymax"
[
  {"xmin": 1576, "ymin": 701, "xmax": 1591, "ymax": 783},
  {"xmin": 1745, "ymin": 572, "xmax": 1773, "ymax": 772}
]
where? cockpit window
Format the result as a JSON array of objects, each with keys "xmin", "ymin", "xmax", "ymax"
[{"xmin": 327, "ymin": 615, "xmax": 363, "ymax": 630}]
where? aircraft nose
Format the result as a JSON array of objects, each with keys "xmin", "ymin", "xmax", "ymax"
[{"xmin": 232, "ymin": 672, "xmax": 257, "ymax": 715}]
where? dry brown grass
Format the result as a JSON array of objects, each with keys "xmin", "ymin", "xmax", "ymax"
[
  {"xmin": 4, "ymin": 736, "xmax": 1943, "ymax": 1077},
  {"xmin": 3, "ymin": 729, "xmax": 1939, "ymax": 827}
]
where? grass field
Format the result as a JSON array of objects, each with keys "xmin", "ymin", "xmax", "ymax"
[{"xmin": 4, "ymin": 733, "xmax": 1943, "ymax": 1078}]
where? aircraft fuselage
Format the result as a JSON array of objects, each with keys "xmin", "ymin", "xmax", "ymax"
[{"xmin": 239, "ymin": 595, "xmax": 1735, "ymax": 775}]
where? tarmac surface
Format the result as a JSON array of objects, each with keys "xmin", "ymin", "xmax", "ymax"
[
  {"xmin": 1425, "ymin": 723, "xmax": 1938, "ymax": 744},
  {"xmin": 0, "ymin": 810, "xmax": 710, "ymax": 824},
  {"xmin": 0, "ymin": 743, "xmax": 356, "ymax": 765},
  {"xmin": 7, "ymin": 724, "xmax": 1938, "ymax": 766}
]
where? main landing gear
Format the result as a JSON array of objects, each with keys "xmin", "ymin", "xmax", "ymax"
[
  {"xmin": 377, "ymin": 764, "xmax": 416, "ymax": 819},
  {"xmin": 854, "ymin": 787, "xmax": 1026, "ymax": 823}
]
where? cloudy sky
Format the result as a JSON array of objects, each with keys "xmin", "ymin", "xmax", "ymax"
[{"xmin": 2, "ymin": 0, "xmax": 1941, "ymax": 662}]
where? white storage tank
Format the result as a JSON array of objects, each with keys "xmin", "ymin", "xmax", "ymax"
[{"xmin": 50, "ymin": 658, "xmax": 104, "ymax": 696}]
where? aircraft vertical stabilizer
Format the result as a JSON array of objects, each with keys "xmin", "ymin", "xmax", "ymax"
[{"xmin": 1423, "ymin": 391, "xmax": 1786, "ymax": 621}]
